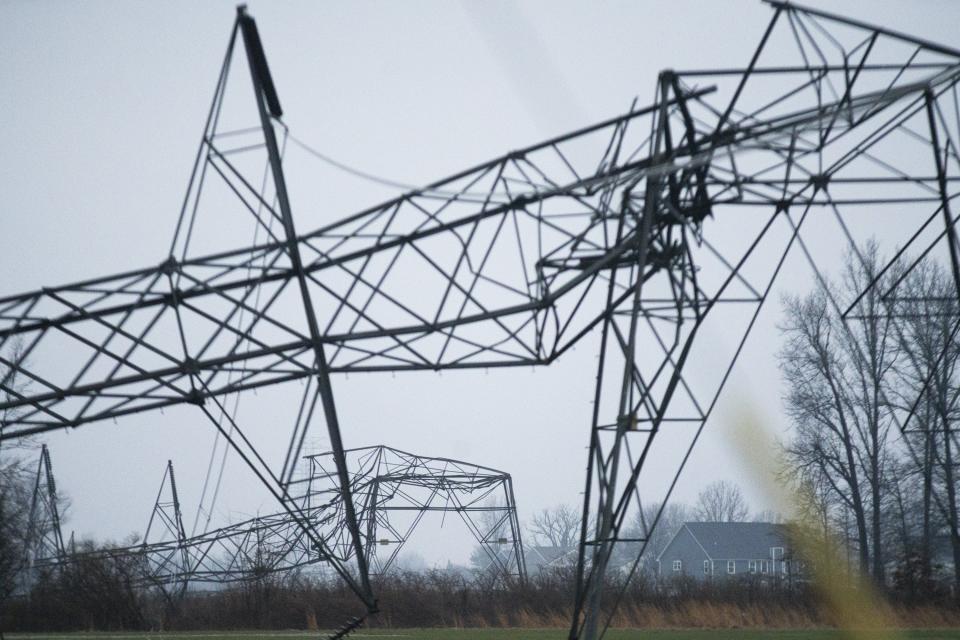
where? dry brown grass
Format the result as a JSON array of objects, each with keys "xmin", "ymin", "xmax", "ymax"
[{"xmin": 7, "ymin": 564, "xmax": 959, "ymax": 632}]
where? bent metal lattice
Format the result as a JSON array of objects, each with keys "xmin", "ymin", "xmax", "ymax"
[{"xmin": 2, "ymin": 3, "xmax": 960, "ymax": 638}]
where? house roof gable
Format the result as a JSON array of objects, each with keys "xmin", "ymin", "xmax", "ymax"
[{"xmin": 657, "ymin": 522, "xmax": 709, "ymax": 562}]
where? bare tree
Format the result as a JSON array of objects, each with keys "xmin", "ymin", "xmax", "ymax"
[
  {"xmin": 843, "ymin": 245, "xmax": 901, "ymax": 585},
  {"xmin": 780, "ymin": 243, "xmax": 901, "ymax": 585},
  {"xmin": 0, "ymin": 341, "xmax": 34, "ymax": 622},
  {"xmin": 694, "ymin": 480, "xmax": 749, "ymax": 523},
  {"xmin": 781, "ymin": 287, "xmax": 871, "ymax": 575},
  {"xmin": 890, "ymin": 259, "xmax": 960, "ymax": 593},
  {"xmin": 0, "ymin": 460, "xmax": 30, "ymax": 605},
  {"xmin": 527, "ymin": 504, "xmax": 580, "ymax": 549},
  {"xmin": 790, "ymin": 469, "xmax": 836, "ymax": 551}
]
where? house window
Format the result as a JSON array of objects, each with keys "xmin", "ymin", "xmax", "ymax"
[
  {"xmin": 703, "ymin": 560, "xmax": 711, "ymax": 574},
  {"xmin": 782, "ymin": 560, "xmax": 789, "ymax": 574},
  {"xmin": 673, "ymin": 560, "xmax": 682, "ymax": 572},
  {"xmin": 761, "ymin": 560, "xmax": 769, "ymax": 574},
  {"xmin": 771, "ymin": 547, "xmax": 784, "ymax": 560},
  {"xmin": 748, "ymin": 560, "xmax": 757, "ymax": 574},
  {"xmin": 727, "ymin": 560, "xmax": 736, "ymax": 574}
]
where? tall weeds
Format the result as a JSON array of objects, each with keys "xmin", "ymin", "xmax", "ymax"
[{"xmin": 4, "ymin": 567, "xmax": 958, "ymax": 631}]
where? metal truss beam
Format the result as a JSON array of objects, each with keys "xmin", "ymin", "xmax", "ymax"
[
  {"xmin": 2, "ymin": 3, "xmax": 960, "ymax": 639},
  {"xmin": 32, "ymin": 446, "xmax": 525, "ymax": 589}
]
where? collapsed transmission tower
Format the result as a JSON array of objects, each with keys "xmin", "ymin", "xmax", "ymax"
[
  {"xmin": 2, "ymin": 2, "xmax": 960, "ymax": 638},
  {"xmin": 31, "ymin": 446, "xmax": 524, "ymax": 590}
]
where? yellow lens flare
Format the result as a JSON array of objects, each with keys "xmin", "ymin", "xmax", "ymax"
[{"xmin": 727, "ymin": 400, "xmax": 900, "ymax": 639}]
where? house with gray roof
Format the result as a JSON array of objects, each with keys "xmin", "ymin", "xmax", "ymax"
[
  {"xmin": 524, "ymin": 545, "xmax": 578, "ymax": 572},
  {"xmin": 657, "ymin": 522, "xmax": 800, "ymax": 582}
]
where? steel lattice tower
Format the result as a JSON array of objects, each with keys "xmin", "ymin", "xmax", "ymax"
[
  {"xmin": 31, "ymin": 446, "xmax": 524, "ymax": 592},
  {"xmin": 3, "ymin": 2, "xmax": 960, "ymax": 638}
]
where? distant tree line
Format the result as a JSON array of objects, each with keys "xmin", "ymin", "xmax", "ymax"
[{"xmin": 779, "ymin": 244, "xmax": 960, "ymax": 599}]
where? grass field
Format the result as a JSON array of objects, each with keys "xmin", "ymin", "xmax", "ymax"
[{"xmin": 7, "ymin": 630, "xmax": 960, "ymax": 640}]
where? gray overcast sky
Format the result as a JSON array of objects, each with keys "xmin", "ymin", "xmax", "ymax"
[{"xmin": 3, "ymin": 0, "xmax": 959, "ymax": 567}]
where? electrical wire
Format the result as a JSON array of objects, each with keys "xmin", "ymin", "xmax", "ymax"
[{"xmin": 288, "ymin": 133, "xmax": 549, "ymax": 201}]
